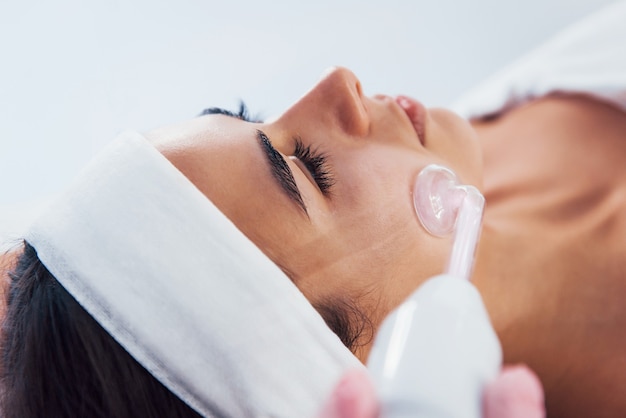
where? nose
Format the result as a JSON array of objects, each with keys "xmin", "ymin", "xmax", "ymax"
[{"xmin": 280, "ymin": 67, "xmax": 370, "ymax": 137}]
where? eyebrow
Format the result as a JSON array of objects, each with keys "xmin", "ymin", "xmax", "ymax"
[{"xmin": 256, "ymin": 129, "xmax": 309, "ymax": 216}]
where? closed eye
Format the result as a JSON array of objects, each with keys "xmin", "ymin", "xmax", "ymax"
[{"xmin": 293, "ymin": 137, "xmax": 335, "ymax": 196}]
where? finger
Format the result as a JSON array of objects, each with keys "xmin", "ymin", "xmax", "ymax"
[
  {"xmin": 483, "ymin": 364, "xmax": 546, "ymax": 418},
  {"xmin": 318, "ymin": 368, "xmax": 380, "ymax": 418}
]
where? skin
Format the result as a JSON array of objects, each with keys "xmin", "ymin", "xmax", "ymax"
[
  {"xmin": 149, "ymin": 68, "xmax": 626, "ymax": 416},
  {"xmin": 149, "ymin": 67, "xmax": 482, "ymax": 355},
  {"xmin": 319, "ymin": 365, "xmax": 545, "ymax": 418},
  {"xmin": 0, "ymin": 250, "xmax": 15, "ymax": 320},
  {"xmin": 472, "ymin": 95, "xmax": 626, "ymax": 417},
  {"xmin": 0, "ymin": 67, "xmax": 615, "ymax": 416}
]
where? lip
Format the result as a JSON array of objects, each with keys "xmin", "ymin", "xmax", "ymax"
[{"xmin": 395, "ymin": 95, "xmax": 427, "ymax": 145}]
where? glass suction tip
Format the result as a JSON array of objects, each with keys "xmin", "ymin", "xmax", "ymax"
[{"xmin": 413, "ymin": 164, "xmax": 485, "ymax": 281}]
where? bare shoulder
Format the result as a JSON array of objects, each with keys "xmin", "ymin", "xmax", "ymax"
[
  {"xmin": 473, "ymin": 95, "xmax": 626, "ymax": 201},
  {"xmin": 473, "ymin": 96, "xmax": 626, "ymax": 417},
  {"xmin": 473, "ymin": 93, "xmax": 626, "ymax": 126},
  {"xmin": 473, "ymin": 94, "xmax": 626, "ymax": 154}
]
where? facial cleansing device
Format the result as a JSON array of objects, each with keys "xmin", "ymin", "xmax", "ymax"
[{"xmin": 367, "ymin": 164, "xmax": 501, "ymax": 418}]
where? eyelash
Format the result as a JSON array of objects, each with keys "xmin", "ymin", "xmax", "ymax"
[
  {"xmin": 293, "ymin": 137, "xmax": 335, "ymax": 195},
  {"xmin": 201, "ymin": 102, "xmax": 334, "ymax": 196},
  {"xmin": 200, "ymin": 101, "xmax": 262, "ymax": 123}
]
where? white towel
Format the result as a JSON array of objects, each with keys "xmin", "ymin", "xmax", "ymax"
[
  {"xmin": 451, "ymin": 0, "xmax": 626, "ymax": 119},
  {"xmin": 26, "ymin": 131, "xmax": 360, "ymax": 418}
]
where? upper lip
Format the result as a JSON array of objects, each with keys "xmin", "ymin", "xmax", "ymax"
[{"xmin": 395, "ymin": 95, "xmax": 426, "ymax": 146}]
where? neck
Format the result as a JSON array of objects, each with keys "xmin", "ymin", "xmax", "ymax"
[{"xmin": 469, "ymin": 216, "xmax": 519, "ymax": 340}]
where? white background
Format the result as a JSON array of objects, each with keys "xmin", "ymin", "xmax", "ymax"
[{"xmin": 0, "ymin": 0, "xmax": 617, "ymax": 239}]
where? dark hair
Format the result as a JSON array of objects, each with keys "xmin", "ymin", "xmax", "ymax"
[
  {"xmin": 276, "ymin": 266, "xmax": 375, "ymax": 356},
  {"xmin": 314, "ymin": 295, "xmax": 375, "ymax": 357},
  {"xmin": 0, "ymin": 242, "xmax": 202, "ymax": 418},
  {"xmin": 0, "ymin": 242, "xmax": 372, "ymax": 417}
]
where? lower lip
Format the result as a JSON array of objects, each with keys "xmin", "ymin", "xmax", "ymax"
[{"xmin": 396, "ymin": 95, "xmax": 427, "ymax": 145}]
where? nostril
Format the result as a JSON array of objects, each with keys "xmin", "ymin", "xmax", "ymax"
[{"xmin": 355, "ymin": 80, "xmax": 363, "ymax": 97}]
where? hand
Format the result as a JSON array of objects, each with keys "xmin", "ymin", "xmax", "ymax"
[
  {"xmin": 319, "ymin": 365, "xmax": 545, "ymax": 418},
  {"xmin": 318, "ymin": 369, "xmax": 379, "ymax": 418},
  {"xmin": 482, "ymin": 365, "xmax": 545, "ymax": 418}
]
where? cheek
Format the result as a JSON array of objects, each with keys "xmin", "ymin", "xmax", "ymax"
[
  {"xmin": 382, "ymin": 236, "xmax": 453, "ymax": 316},
  {"xmin": 225, "ymin": 194, "xmax": 314, "ymax": 272},
  {"xmin": 299, "ymin": 192, "xmax": 452, "ymax": 309},
  {"xmin": 318, "ymin": 210, "xmax": 454, "ymax": 330},
  {"xmin": 325, "ymin": 158, "xmax": 456, "ymax": 306}
]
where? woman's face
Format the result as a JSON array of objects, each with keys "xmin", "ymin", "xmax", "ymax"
[{"xmin": 149, "ymin": 67, "xmax": 482, "ymax": 350}]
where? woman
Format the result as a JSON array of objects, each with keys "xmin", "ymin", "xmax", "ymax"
[
  {"xmin": 148, "ymin": 70, "xmax": 626, "ymax": 418},
  {"xmin": 3, "ymin": 3, "xmax": 626, "ymax": 417},
  {"xmin": 134, "ymin": 2, "xmax": 626, "ymax": 413},
  {"xmin": 0, "ymin": 112, "xmax": 535, "ymax": 418},
  {"xmin": 0, "ymin": 80, "xmax": 541, "ymax": 418}
]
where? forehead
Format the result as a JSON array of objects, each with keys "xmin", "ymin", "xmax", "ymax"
[{"xmin": 149, "ymin": 113, "xmax": 313, "ymax": 240}]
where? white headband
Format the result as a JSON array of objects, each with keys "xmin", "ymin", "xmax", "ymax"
[{"xmin": 26, "ymin": 132, "xmax": 359, "ymax": 417}]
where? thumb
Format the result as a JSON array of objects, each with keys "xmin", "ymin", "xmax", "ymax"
[
  {"xmin": 318, "ymin": 368, "xmax": 380, "ymax": 418},
  {"xmin": 483, "ymin": 364, "xmax": 546, "ymax": 418}
]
